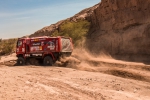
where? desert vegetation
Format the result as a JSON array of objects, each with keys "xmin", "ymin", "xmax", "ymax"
[
  {"xmin": 0, "ymin": 38, "xmax": 17, "ymax": 55},
  {"xmin": 52, "ymin": 20, "xmax": 90, "ymax": 47}
]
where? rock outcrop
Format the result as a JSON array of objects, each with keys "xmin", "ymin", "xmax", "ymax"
[
  {"xmin": 31, "ymin": 0, "xmax": 150, "ymax": 62},
  {"xmin": 87, "ymin": 0, "xmax": 150, "ymax": 62}
]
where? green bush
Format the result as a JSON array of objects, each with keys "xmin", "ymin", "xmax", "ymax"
[
  {"xmin": 0, "ymin": 38, "xmax": 17, "ymax": 55},
  {"xmin": 52, "ymin": 20, "xmax": 90, "ymax": 47}
]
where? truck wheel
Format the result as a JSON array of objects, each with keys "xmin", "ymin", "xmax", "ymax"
[
  {"xmin": 17, "ymin": 57, "xmax": 25, "ymax": 66},
  {"xmin": 43, "ymin": 56, "xmax": 53, "ymax": 66}
]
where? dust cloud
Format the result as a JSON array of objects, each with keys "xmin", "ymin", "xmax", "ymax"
[
  {"xmin": 1, "ymin": 49, "xmax": 150, "ymax": 82},
  {"xmin": 55, "ymin": 49, "xmax": 150, "ymax": 82},
  {"xmin": 55, "ymin": 49, "xmax": 113, "ymax": 70}
]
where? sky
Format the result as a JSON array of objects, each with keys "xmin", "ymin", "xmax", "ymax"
[{"xmin": 0, "ymin": 0, "xmax": 100, "ymax": 39}]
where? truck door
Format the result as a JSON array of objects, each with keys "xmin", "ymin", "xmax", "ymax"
[
  {"xmin": 16, "ymin": 40, "xmax": 25, "ymax": 54},
  {"xmin": 26, "ymin": 39, "xmax": 30, "ymax": 53}
]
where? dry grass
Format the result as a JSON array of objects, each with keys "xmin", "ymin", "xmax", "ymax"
[{"xmin": 0, "ymin": 38, "xmax": 17, "ymax": 55}]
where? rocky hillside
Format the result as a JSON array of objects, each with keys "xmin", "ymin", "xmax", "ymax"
[
  {"xmin": 87, "ymin": 0, "xmax": 150, "ymax": 62},
  {"xmin": 31, "ymin": 0, "xmax": 150, "ymax": 62},
  {"xmin": 29, "ymin": 4, "xmax": 99, "ymax": 37}
]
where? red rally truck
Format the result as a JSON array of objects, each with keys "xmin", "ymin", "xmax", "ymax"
[{"xmin": 16, "ymin": 36, "xmax": 73, "ymax": 66}]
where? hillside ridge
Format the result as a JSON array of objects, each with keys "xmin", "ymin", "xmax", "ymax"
[
  {"xmin": 30, "ymin": 0, "xmax": 150, "ymax": 62},
  {"xmin": 29, "ymin": 3, "xmax": 99, "ymax": 37}
]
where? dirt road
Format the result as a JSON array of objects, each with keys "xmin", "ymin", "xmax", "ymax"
[
  {"xmin": 0, "ymin": 64, "xmax": 150, "ymax": 100},
  {"xmin": 0, "ymin": 53, "xmax": 150, "ymax": 100}
]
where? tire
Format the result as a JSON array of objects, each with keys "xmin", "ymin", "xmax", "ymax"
[
  {"xmin": 43, "ymin": 56, "xmax": 53, "ymax": 66},
  {"xmin": 17, "ymin": 57, "xmax": 25, "ymax": 66}
]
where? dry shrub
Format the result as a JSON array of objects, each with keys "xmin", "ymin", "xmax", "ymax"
[
  {"xmin": 0, "ymin": 38, "xmax": 17, "ymax": 55},
  {"xmin": 52, "ymin": 20, "xmax": 90, "ymax": 47}
]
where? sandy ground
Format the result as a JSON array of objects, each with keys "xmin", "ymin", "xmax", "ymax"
[{"xmin": 0, "ymin": 53, "xmax": 150, "ymax": 100}]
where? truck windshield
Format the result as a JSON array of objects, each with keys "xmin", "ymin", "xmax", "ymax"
[{"xmin": 17, "ymin": 40, "xmax": 22, "ymax": 47}]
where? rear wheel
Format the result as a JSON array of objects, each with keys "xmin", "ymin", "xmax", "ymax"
[
  {"xmin": 17, "ymin": 57, "xmax": 25, "ymax": 66},
  {"xmin": 43, "ymin": 56, "xmax": 53, "ymax": 66}
]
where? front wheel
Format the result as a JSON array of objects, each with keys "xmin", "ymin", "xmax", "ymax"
[
  {"xmin": 43, "ymin": 56, "xmax": 53, "ymax": 66},
  {"xmin": 17, "ymin": 57, "xmax": 25, "ymax": 66}
]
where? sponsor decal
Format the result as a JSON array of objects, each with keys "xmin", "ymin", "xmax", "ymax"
[
  {"xmin": 31, "ymin": 39, "xmax": 39, "ymax": 42},
  {"xmin": 25, "ymin": 54, "xmax": 30, "ymax": 57},
  {"xmin": 32, "ymin": 54, "xmax": 42, "ymax": 56},
  {"xmin": 22, "ymin": 48, "xmax": 25, "ymax": 52},
  {"xmin": 47, "ymin": 41, "xmax": 55, "ymax": 50},
  {"xmin": 39, "ymin": 46, "xmax": 42, "ymax": 50},
  {"xmin": 32, "ymin": 42, "xmax": 41, "ymax": 46},
  {"xmin": 39, "ymin": 38, "xmax": 46, "ymax": 41},
  {"xmin": 41, "ymin": 42, "xmax": 44, "ymax": 46},
  {"xmin": 30, "ymin": 46, "xmax": 40, "ymax": 51}
]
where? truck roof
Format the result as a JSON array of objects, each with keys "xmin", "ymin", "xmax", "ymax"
[{"xmin": 18, "ymin": 36, "xmax": 71, "ymax": 40}]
